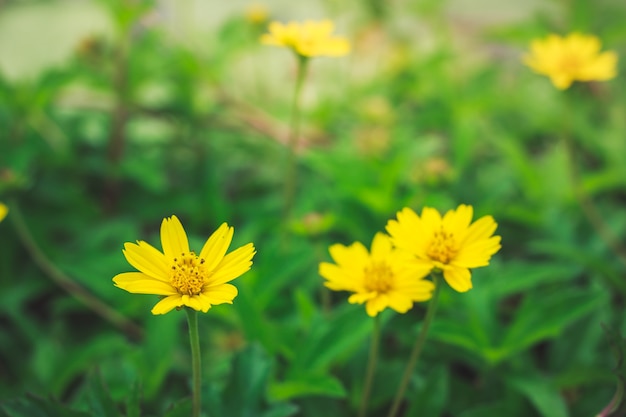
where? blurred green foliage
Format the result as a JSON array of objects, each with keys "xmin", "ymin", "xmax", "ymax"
[{"xmin": 1, "ymin": 0, "xmax": 626, "ymax": 416}]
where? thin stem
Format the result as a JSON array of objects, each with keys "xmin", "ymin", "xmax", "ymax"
[
  {"xmin": 8, "ymin": 199, "xmax": 143, "ymax": 341},
  {"xmin": 387, "ymin": 274, "xmax": 442, "ymax": 417},
  {"xmin": 359, "ymin": 315, "xmax": 381, "ymax": 417},
  {"xmin": 186, "ymin": 308, "xmax": 202, "ymax": 417},
  {"xmin": 283, "ymin": 55, "xmax": 309, "ymax": 223}
]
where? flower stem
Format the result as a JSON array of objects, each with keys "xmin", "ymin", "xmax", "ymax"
[
  {"xmin": 387, "ymin": 274, "xmax": 442, "ymax": 417},
  {"xmin": 359, "ymin": 315, "xmax": 381, "ymax": 417},
  {"xmin": 283, "ymin": 55, "xmax": 309, "ymax": 223},
  {"xmin": 8, "ymin": 199, "xmax": 143, "ymax": 341},
  {"xmin": 186, "ymin": 308, "xmax": 202, "ymax": 417}
]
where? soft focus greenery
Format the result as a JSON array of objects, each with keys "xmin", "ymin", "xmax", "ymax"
[{"xmin": 2, "ymin": 0, "xmax": 626, "ymax": 416}]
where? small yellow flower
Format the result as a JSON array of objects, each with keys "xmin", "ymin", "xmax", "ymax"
[
  {"xmin": 245, "ymin": 3, "xmax": 268, "ymax": 25},
  {"xmin": 0, "ymin": 203, "xmax": 7, "ymax": 222},
  {"xmin": 523, "ymin": 32, "xmax": 618, "ymax": 90},
  {"xmin": 261, "ymin": 19, "xmax": 350, "ymax": 58},
  {"xmin": 319, "ymin": 233, "xmax": 435, "ymax": 317},
  {"xmin": 386, "ymin": 205, "xmax": 501, "ymax": 293},
  {"xmin": 113, "ymin": 215, "xmax": 255, "ymax": 315}
]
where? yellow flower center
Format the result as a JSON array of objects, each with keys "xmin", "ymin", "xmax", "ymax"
[
  {"xmin": 364, "ymin": 262, "xmax": 393, "ymax": 293},
  {"xmin": 170, "ymin": 251, "xmax": 207, "ymax": 295},
  {"xmin": 427, "ymin": 228, "xmax": 457, "ymax": 264},
  {"xmin": 559, "ymin": 54, "xmax": 581, "ymax": 73}
]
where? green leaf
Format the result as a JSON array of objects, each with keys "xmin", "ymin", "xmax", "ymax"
[
  {"xmin": 163, "ymin": 399, "xmax": 192, "ymax": 417},
  {"xmin": 500, "ymin": 288, "xmax": 603, "ymax": 358},
  {"xmin": 210, "ymin": 344, "xmax": 297, "ymax": 417},
  {"xmin": 405, "ymin": 365, "xmax": 450, "ymax": 417},
  {"xmin": 0, "ymin": 395, "xmax": 90, "ymax": 417},
  {"xmin": 289, "ymin": 305, "xmax": 372, "ymax": 374},
  {"xmin": 86, "ymin": 370, "xmax": 121, "ymax": 417},
  {"xmin": 269, "ymin": 374, "xmax": 346, "ymax": 401},
  {"xmin": 507, "ymin": 374, "xmax": 569, "ymax": 417}
]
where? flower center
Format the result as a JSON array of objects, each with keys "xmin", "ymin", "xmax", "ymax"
[
  {"xmin": 427, "ymin": 227, "xmax": 457, "ymax": 264},
  {"xmin": 364, "ymin": 262, "xmax": 393, "ymax": 293},
  {"xmin": 559, "ymin": 54, "xmax": 581, "ymax": 73},
  {"xmin": 169, "ymin": 251, "xmax": 207, "ymax": 296}
]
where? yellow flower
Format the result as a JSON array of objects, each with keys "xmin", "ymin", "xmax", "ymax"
[
  {"xmin": 523, "ymin": 33, "xmax": 618, "ymax": 90},
  {"xmin": 386, "ymin": 205, "xmax": 501, "ymax": 293},
  {"xmin": 319, "ymin": 233, "xmax": 435, "ymax": 317},
  {"xmin": 261, "ymin": 19, "xmax": 350, "ymax": 58},
  {"xmin": 0, "ymin": 203, "xmax": 7, "ymax": 222},
  {"xmin": 113, "ymin": 215, "xmax": 255, "ymax": 315},
  {"xmin": 245, "ymin": 3, "xmax": 268, "ymax": 25}
]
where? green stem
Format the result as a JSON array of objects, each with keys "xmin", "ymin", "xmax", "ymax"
[
  {"xmin": 8, "ymin": 199, "xmax": 143, "ymax": 341},
  {"xmin": 283, "ymin": 55, "xmax": 309, "ymax": 223},
  {"xmin": 359, "ymin": 315, "xmax": 381, "ymax": 417},
  {"xmin": 186, "ymin": 308, "xmax": 202, "ymax": 417},
  {"xmin": 387, "ymin": 274, "xmax": 442, "ymax": 417}
]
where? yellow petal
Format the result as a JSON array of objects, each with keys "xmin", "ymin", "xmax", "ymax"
[
  {"xmin": 442, "ymin": 267, "xmax": 472, "ymax": 292},
  {"xmin": 202, "ymin": 283, "xmax": 238, "ymax": 305},
  {"xmin": 320, "ymin": 263, "xmax": 363, "ymax": 293},
  {"xmin": 348, "ymin": 292, "xmax": 377, "ymax": 304},
  {"xmin": 0, "ymin": 203, "xmax": 8, "ymax": 222},
  {"xmin": 151, "ymin": 294, "xmax": 184, "ymax": 315},
  {"xmin": 386, "ymin": 292, "xmax": 414, "ymax": 314},
  {"xmin": 123, "ymin": 241, "xmax": 169, "ymax": 281},
  {"xmin": 181, "ymin": 294, "xmax": 203, "ymax": 311},
  {"xmin": 160, "ymin": 215, "xmax": 190, "ymax": 259},
  {"xmin": 199, "ymin": 223, "xmax": 234, "ymax": 272},
  {"xmin": 365, "ymin": 295, "xmax": 388, "ymax": 317},
  {"xmin": 207, "ymin": 242, "xmax": 255, "ymax": 286},
  {"xmin": 113, "ymin": 272, "xmax": 177, "ymax": 295},
  {"xmin": 370, "ymin": 232, "xmax": 393, "ymax": 262},
  {"xmin": 329, "ymin": 241, "xmax": 370, "ymax": 271}
]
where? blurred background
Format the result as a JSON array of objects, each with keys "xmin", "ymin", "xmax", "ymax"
[{"xmin": 1, "ymin": 0, "xmax": 626, "ymax": 416}]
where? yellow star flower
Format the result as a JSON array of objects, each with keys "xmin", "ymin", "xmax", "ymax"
[
  {"xmin": 261, "ymin": 19, "xmax": 350, "ymax": 58},
  {"xmin": 386, "ymin": 205, "xmax": 501, "ymax": 293},
  {"xmin": 523, "ymin": 32, "xmax": 618, "ymax": 90},
  {"xmin": 113, "ymin": 215, "xmax": 255, "ymax": 315},
  {"xmin": 0, "ymin": 203, "xmax": 7, "ymax": 222},
  {"xmin": 319, "ymin": 233, "xmax": 435, "ymax": 317}
]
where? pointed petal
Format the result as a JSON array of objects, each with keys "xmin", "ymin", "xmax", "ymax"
[
  {"xmin": 443, "ymin": 267, "xmax": 473, "ymax": 293},
  {"xmin": 370, "ymin": 233, "xmax": 393, "ymax": 262},
  {"xmin": 113, "ymin": 272, "xmax": 177, "ymax": 295},
  {"xmin": 202, "ymin": 283, "xmax": 238, "ymax": 305},
  {"xmin": 151, "ymin": 295, "xmax": 184, "ymax": 315},
  {"xmin": 199, "ymin": 223, "xmax": 234, "ymax": 272},
  {"xmin": 122, "ymin": 241, "xmax": 169, "ymax": 281},
  {"xmin": 206, "ymin": 242, "xmax": 255, "ymax": 286},
  {"xmin": 160, "ymin": 215, "xmax": 190, "ymax": 259}
]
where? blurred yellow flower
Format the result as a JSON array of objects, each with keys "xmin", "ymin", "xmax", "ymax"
[
  {"xmin": 386, "ymin": 205, "xmax": 501, "ymax": 293},
  {"xmin": 0, "ymin": 202, "xmax": 7, "ymax": 222},
  {"xmin": 523, "ymin": 33, "xmax": 618, "ymax": 90},
  {"xmin": 245, "ymin": 3, "xmax": 268, "ymax": 25},
  {"xmin": 261, "ymin": 19, "xmax": 350, "ymax": 58},
  {"xmin": 319, "ymin": 233, "xmax": 435, "ymax": 317},
  {"xmin": 113, "ymin": 215, "xmax": 255, "ymax": 315}
]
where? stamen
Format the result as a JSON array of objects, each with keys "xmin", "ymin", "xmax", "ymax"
[
  {"xmin": 170, "ymin": 251, "xmax": 207, "ymax": 295},
  {"xmin": 426, "ymin": 227, "xmax": 457, "ymax": 263},
  {"xmin": 364, "ymin": 262, "xmax": 393, "ymax": 293}
]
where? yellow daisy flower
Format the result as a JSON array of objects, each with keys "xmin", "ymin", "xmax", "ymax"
[
  {"xmin": 113, "ymin": 215, "xmax": 255, "ymax": 315},
  {"xmin": 261, "ymin": 19, "xmax": 350, "ymax": 58},
  {"xmin": 386, "ymin": 205, "xmax": 501, "ymax": 293},
  {"xmin": 0, "ymin": 202, "xmax": 7, "ymax": 222},
  {"xmin": 319, "ymin": 233, "xmax": 435, "ymax": 317},
  {"xmin": 523, "ymin": 32, "xmax": 618, "ymax": 90}
]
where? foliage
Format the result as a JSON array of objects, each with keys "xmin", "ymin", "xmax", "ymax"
[{"xmin": 1, "ymin": 0, "xmax": 626, "ymax": 416}]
